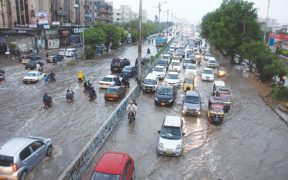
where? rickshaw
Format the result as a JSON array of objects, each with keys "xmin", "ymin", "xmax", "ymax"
[
  {"xmin": 207, "ymin": 96, "xmax": 225, "ymax": 125},
  {"xmin": 218, "ymin": 87, "xmax": 231, "ymax": 113},
  {"xmin": 183, "ymin": 75, "xmax": 195, "ymax": 91}
]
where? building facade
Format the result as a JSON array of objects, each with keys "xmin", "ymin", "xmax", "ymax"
[{"xmin": 92, "ymin": 0, "xmax": 113, "ymax": 24}]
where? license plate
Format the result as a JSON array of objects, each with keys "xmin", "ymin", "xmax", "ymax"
[
  {"xmin": 161, "ymin": 103, "xmax": 165, "ymax": 106},
  {"xmin": 108, "ymin": 98, "xmax": 114, "ymax": 100},
  {"xmin": 165, "ymin": 151, "xmax": 172, "ymax": 154}
]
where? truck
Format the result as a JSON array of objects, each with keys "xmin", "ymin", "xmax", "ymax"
[{"xmin": 155, "ymin": 35, "xmax": 167, "ymax": 47}]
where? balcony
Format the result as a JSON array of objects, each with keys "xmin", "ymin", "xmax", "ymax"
[{"xmin": 56, "ymin": 10, "xmax": 68, "ymax": 16}]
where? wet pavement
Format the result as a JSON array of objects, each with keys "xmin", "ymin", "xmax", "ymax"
[
  {"xmin": 82, "ymin": 49, "xmax": 288, "ymax": 180},
  {"xmin": 0, "ymin": 41, "xmax": 157, "ymax": 179}
]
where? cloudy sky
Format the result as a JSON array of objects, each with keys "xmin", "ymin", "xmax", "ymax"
[{"xmin": 111, "ymin": 0, "xmax": 287, "ymax": 24}]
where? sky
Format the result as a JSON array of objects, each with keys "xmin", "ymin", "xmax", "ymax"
[{"xmin": 111, "ymin": 0, "xmax": 287, "ymax": 25}]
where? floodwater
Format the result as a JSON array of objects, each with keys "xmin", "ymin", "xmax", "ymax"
[
  {"xmin": 0, "ymin": 41, "xmax": 157, "ymax": 179},
  {"xmin": 82, "ymin": 50, "xmax": 288, "ymax": 180}
]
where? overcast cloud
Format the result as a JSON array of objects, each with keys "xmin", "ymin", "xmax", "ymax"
[{"xmin": 111, "ymin": 0, "xmax": 287, "ymax": 24}]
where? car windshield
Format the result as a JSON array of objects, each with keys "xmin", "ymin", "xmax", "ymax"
[
  {"xmin": 160, "ymin": 126, "xmax": 181, "ymax": 140},
  {"xmin": 187, "ymin": 65, "xmax": 196, "ymax": 70},
  {"xmin": 102, "ymin": 77, "xmax": 113, "ymax": 82},
  {"xmin": 167, "ymin": 73, "xmax": 178, "ymax": 79},
  {"xmin": 0, "ymin": 155, "xmax": 13, "ymax": 166},
  {"xmin": 185, "ymin": 95, "xmax": 200, "ymax": 104},
  {"xmin": 144, "ymin": 79, "xmax": 156, "ymax": 85},
  {"xmin": 158, "ymin": 88, "xmax": 172, "ymax": 95},
  {"xmin": 90, "ymin": 172, "xmax": 120, "ymax": 180},
  {"xmin": 184, "ymin": 79, "xmax": 193, "ymax": 83},
  {"xmin": 209, "ymin": 60, "xmax": 216, "ymax": 63},
  {"xmin": 171, "ymin": 61, "xmax": 180, "ymax": 66},
  {"xmin": 106, "ymin": 88, "xmax": 118, "ymax": 94},
  {"xmin": 154, "ymin": 67, "xmax": 164, "ymax": 72},
  {"xmin": 218, "ymin": 67, "xmax": 225, "ymax": 71},
  {"xmin": 123, "ymin": 66, "xmax": 132, "ymax": 71},
  {"xmin": 203, "ymin": 69, "xmax": 213, "ymax": 74},
  {"xmin": 27, "ymin": 73, "xmax": 37, "ymax": 77}
]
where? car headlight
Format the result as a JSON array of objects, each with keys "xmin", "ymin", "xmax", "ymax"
[
  {"xmin": 168, "ymin": 99, "xmax": 173, "ymax": 103},
  {"xmin": 159, "ymin": 143, "xmax": 164, "ymax": 149},
  {"xmin": 176, "ymin": 145, "xmax": 181, "ymax": 152}
]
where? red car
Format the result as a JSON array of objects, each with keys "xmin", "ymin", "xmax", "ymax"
[{"xmin": 90, "ymin": 152, "xmax": 135, "ymax": 180}]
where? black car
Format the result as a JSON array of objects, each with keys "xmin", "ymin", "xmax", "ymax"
[
  {"xmin": 47, "ymin": 54, "xmax": 64, "ymax": 63},
  {"xmin": 29, "ymin": 55, "xmax": 42, "ymax": 62},
  {"xmin": 154, "ymin": 86, "xmax": 177, "ymax": 107},
  {"xmin": 25, "ymin": 60, "xmax": 44, "ymax": 70},
  {"xmin": 111, "ymin": 58, "xmax": 130, "ymax": 73},
  {"xmin": 121, "ymin": 65, "xmax": 136, "ymax": 78}
]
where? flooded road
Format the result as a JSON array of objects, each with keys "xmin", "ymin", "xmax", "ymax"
[
  {"xmin": 0, "ymin": 41, "xmax": 157, "ymax": 179},
  {"xmin": 82, "ymin": 52, "xmax": 288, "ymax": 179}
]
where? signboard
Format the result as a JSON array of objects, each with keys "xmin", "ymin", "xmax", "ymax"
[
  {"xmin": 43, "ymin": 24, "xmax": 50, "ymax": 29},
  {"xmin": 62, "ymin": 23, "xmax": 72, "ymax": 27},
  {"xmin": 51, "ymin": 21, "xmax": 60, "ymax": 26},
  {"xmin": 73, "ymin": 28, "xmax": 85, "ymax": 34},
  {"xmin": 29, "ymin": 24, "xmax": 37, "ymax": 28}
]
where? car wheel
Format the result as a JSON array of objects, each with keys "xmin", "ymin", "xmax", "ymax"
[
  {"xmin": 20, "ymin": 170, "xmax": 28, "ymax": 180},
  {"xmin": 46, "ymin": 145, "xmax": 53, "ymax": 157}
]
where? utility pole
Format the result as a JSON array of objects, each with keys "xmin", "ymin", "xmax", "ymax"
[
  {"xmin": 166, "ymin": 9, "xmax": 169, "ymax": 37},
  {"xmin": 137, "ymin": 0, "xmax": 142, "ymax": 84},
  {"xmin": 157, "ymin": 2, "xmax": 167, "ymax": 37},
  {"xmin": 263, "ymin": 0, "xmax": 271, "ymax": 44}
]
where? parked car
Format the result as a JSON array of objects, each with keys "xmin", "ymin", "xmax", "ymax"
[
  {"xmin": 46, "ymin": 54, "xmax": 64, "ymax": 63},
  {"xmin": 65, "ymin": 48, "xmax": 77, "ymax": 57},
  {"xmin": 185, "ymin": 63, "xmax": 198, "ymax": 76},
  {"xmin": 157, "ymin": 116, "xmax": 184, "ymax": 156},
  {"xmin": 121, "ymin": 65, "xmax": 136, "ymax": 78},
  {"xmin": 182, "ymin": 90, "xmax": 201, "ymax": 115},
  {"xmin": 23, "ymin": 71, "xmax": 45, "ymax": 84},
  {"xmin": 0, "ymin": 136, "xmax": 52, "ymax": 180},
  {"xmin": 98, "ymin": 75, "xmax": 120, "ymax": 89},
  {"xmin": 152, "ymin": 65, "xmax": 166, "ymax": 80},
  {"xmin": 104, "ymin": 86, "xmax": 126, "ymax": 101},
  {"xmin": 111, "ymin": 58, "xmax": 130, "ymax": 73},
  {"xmin": 90, "ymin": 152, "xmax": 135, "ymax": 180},
  {"xmin": 164, "ymin": 71, "xmax": 180, "ymax": 88},
  {"xmin": 201, "ymin": 68, "xmax": 214, "ymax": 81},
  {"xmin": 154, "ymin": 85, "xmax": 177, "ymax": 106},
  {"xmin": 207, "ymin": 58, "xmax": 219, "ymax": 68},
  {"xmin": 58, "ymin": 49, "xmax": 66, "ymax": 56},
  {"xmin": 25, "ymin": 61, "xmax": 44, "ymax": 70}
]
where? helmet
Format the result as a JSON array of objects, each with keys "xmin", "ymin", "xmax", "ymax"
[
  {"xmin": 130, "ymin": 100, "xmax": 133, "ymax": 104},
  {"xmin": 44, "ymin": 92, "xmax": 48, "ymax": 96}
]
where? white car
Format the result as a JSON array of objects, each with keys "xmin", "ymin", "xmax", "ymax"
[
  {"xmin": 152, "ymin": 65, "xmax": 166, "ymax": 80},
  {"xmin": 23, "ymin": 71, "xmax": 45, "ymax": 84},
  {"xmin": 201, "ymin": 68, "xmax": 214, "ymax": 81},
  {"xmin": 169, "ymin": 59, "xmax": 181, "ymax": 72},
  {"xmin": 185, "ymin": 63, "xmax": 198, "ymax": 76},
  {"xmin": 207, "ymin": 57, "xmax": 219, "ymax": 68},
  {"xmin": 165, "ymin": 71, "xmax": 180, "ymax": 87},
  {"xmin": 98, "ymin": 75, "xmax": 120, "ymax": 88},
  {"xmin": 59, "ymin": 49, "xmax": 66, "ymax": 56},
  {"xmin": 157, "ymin": 116, "xmax": 184, "ymax": 156},
  {"xmin": 65, "ymin": 48, "xmax": 77, "ymax": 57}
]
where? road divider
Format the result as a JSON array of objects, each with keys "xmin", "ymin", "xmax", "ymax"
[{"xmin": 58, "ymin": 86, "xmax": 140, "ymax": 180}]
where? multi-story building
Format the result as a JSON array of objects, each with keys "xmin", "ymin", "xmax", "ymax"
[
  {"xmin": 91, "ymin": 0, "xmax": 113, "ymax": 24},
  {"xmin": 113, "ymin": 5, "xmax": 148, "ymax": 24}
]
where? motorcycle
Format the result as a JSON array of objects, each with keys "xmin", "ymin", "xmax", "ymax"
[
  {"xmin": 66, "ymin": 93, "xmax": 74, "ymax": 103},
  {"xmin": 43, "ymin": 97, "xmax": 52, "ymax": 109},
  {"xmin": 147, "ymin": 48, "xmax": 151, "ymax": 54},
  {"xmin": 128, "ymin": 112, "xmax": 135, "ymax": 123},
  {"xmin": 78, "ymin": 77, "xmax": 84, "ymax": 83},
  {"xmin": 45, "ymin": 74, "xmax": 56, "ymax": 83},
  {"xmin": 89, "ymin": 94, "xmax": 97, "ymax": 101},
  {"xmin": 121, "ymin": 79, "xmax": 130, "ymax": 88}
]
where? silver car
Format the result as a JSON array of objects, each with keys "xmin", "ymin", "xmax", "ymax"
[
  {"xmin": 182, "ymin": 91, "xmax": 201, "ymax": 115},
  {"xmin": 0, "ymin": 136, "xmax": 52, "ymax": 179}
]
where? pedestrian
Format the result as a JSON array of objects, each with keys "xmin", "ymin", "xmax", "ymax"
[{"xmin": 11, "ymin": 55, "xmax": 15, "ymax": 61}]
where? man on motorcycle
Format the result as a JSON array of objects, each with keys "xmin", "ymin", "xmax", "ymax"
[
  {"xmin": 78, "ymin": 71, "xmax": 85, "ymax": 82},
  {"xmin": 121, "ymin": 77, "xmax": 130, "ymax": 88},
  {"xmin": 89, "ymin": 86, "xmax": 96, "ymax": 101},
  {"xmin": 127, "ymin": 100, "xmax": 137, "ymax": 119},
  {"xmin": 49, "ymin": 71, "xmax": 56, "ymax": 82},
  {"xmin": 43, "ymin": 92, "xmax": 52, "ymax": 108},
  {"xmin": 66, "ymin": 88, "xmax": 74, "ymax": 102},
  {"xmin": 147, "ymin": 48, "xmax": 150, "ymax": 54}
]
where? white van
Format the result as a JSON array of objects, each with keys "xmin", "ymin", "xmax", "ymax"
[
  {"xmin": 212, "ymin": 80, "xmax": 226, "ymax": 95},
  {"xmin": 65, "ymin": 48, "xmax": 77, "ymax": 57},
  {"xmin": 142, "ymin": 73, "xmax": 159, "ymax": 93}
]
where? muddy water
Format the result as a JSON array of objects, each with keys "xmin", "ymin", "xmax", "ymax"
[
  {"xmin": 82, "ymin": 55, "xmax": 288, "ymax": 180},
  {"xmin": 0, "ymin": 42, "xmax": 156, "ymax": 179}
]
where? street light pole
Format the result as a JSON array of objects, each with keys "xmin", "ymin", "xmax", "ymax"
[
  {"xmin": 263, "ymin": 0, "xmax": 271, "ymax": 44},
  {"xmin": 74, "ymin": 3, "xmax": 85, "ymax": 53},
  {"xmin": 137, "ymin": 0, "xmax": 142, "ymax": 84}
]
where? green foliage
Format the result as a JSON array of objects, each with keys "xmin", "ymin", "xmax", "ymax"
[
  {"xmin": 278, "ymin": 49, "xmax": 288, "ymax": 56},
  {"xmin": 83, "ymin": 27, "xmax": 106, "ymax": 47},
  {"xmin": 270, "ymin": 86, "xmax": 288, "ymax": 99},
  {"xmin": 201, "ymin": 0, "xmax": 261, "ymax": 58},
  {"xmin": 84, "ymin": 46, "xmax": 95, "ymax": 59}
]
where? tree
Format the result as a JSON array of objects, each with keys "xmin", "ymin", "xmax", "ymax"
[
  {"xmin": 263, "ymin": 60, "xmax": 288, "ymax": 81},
  {"xmin": 83, "ymin": 27, "xmax": 106, "ymax": 47}
]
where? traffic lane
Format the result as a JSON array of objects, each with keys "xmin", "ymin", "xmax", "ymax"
[{"xmin": 82, "ymin": 61, "xmax": 288, "ymax": 179}]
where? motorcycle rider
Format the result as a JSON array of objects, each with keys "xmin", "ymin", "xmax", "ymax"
[
  {"xmin": 89, "ymin": 86, "xmax": 96, "ymax": 101},
  {"xmin": 43, "ymin": 92, "xmax": 52, "ymax": 108},
  {"xmin": 49, "ymin": 71, "xmax": 56, "ymax": 82},
  {"xmin": 78, "ymin": 71, "xmax": 85, "ymax": 82},
  {"xmin": 127, "ymin": 100, "xmax": 137, "ymax": 120},
  {"xmin": 121, "ymin": 77, "xmax": 130, "ymax": 88},
  {"xmin": 147, "ymin": 48, "xmax": 151, "ymax": 54},
  {"xmin": 66, "ymin": 88, "xmax": 74, "ymax": 102}
]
